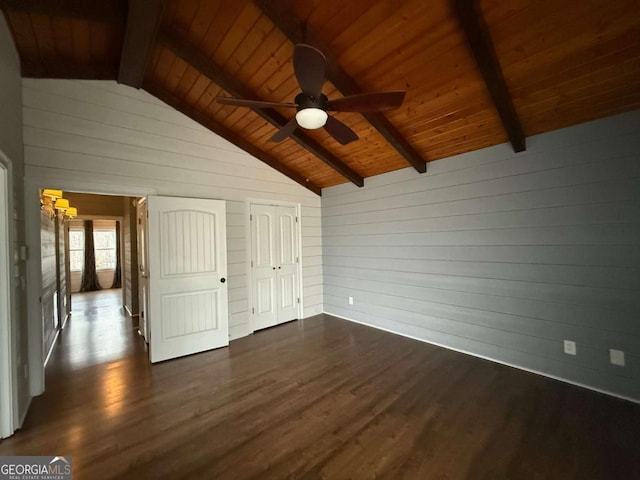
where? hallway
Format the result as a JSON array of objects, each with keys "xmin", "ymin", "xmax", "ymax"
[
  {"xmin": 50, "ymin": 289, "xmax": 142, "ymax": 370},
  {"xmin": 71, "ymin": 288, "xmax": 123, "ymax": 315},
  {"xmin": 0, "ymin": 288, "xmax": 152, "ymax": 476}
]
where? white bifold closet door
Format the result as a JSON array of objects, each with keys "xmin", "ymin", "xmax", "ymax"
[{"xmin": 251, "ymin": 204, "xmax": 299, "ymax": 331}]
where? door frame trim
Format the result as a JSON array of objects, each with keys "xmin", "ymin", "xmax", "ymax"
[
  {"xmin": 136, "ymin": 197, "xmax": 148, "ymax": 341},
  {"xmin": 246, "ymin": 198, "xmax": 303, "ymax": 335},
  {"xmin": 0, "ymin": 156, "xmax": 17, "ymax": 438}
]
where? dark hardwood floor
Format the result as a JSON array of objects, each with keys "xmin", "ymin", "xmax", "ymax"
[
  {"xmin": 1, "ymin": 298, "xmax": 638, "ymax": 479},
  {"xmin": 71, "ymin": 288, "xmax": 123, "ymax": 315}
]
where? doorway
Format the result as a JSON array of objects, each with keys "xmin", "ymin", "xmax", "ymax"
[
  {"xmin": 37, "ymin": 191, "xmax": 135, "ymax": 365},
  {"xmin": 67, "ymin": 217, "xmax": 123, "ymax": 312},
  {"xmin": 39, "ymin": 192, "xmax": 144, "ymax": 376},
  {"xmin": 25, "ymin": 184, "xmax": 148, "ymax": 396}
]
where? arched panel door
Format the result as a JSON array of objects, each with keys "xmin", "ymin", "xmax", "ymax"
[{"xmin": 147, "ymin": 196, "xmax": 228, "ymax": 363}]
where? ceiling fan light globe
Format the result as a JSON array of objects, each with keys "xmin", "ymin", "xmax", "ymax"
[{"xmin": 295, "ymin": 108, "xmax": 328, "ymax": 129}]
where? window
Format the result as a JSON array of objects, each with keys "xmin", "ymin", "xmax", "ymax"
[
  {"xmin": 68, "ymin": 222, "xmax": 117, "ymax": 271},
  {"xmin": 69, "ymin": 230, "xmax": 84, "ymax": 272},
  {"xmin": 94, "ymin": 229, "xmax": 117, "ymax": 270}
]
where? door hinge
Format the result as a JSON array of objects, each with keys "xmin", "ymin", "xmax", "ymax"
[
  {"xmin": 296, "ymin": 256, "xmax": 299, "ymax": 263},
  {"xmin": 297, "ymin": 297, "xmax": 300, "ymax": 304},
  {"xmin": 250, "ymin": 214, "xmax": 253, "ymax": 221},
  {"xmin": 251, "ymin": 260, "xmax": 253, "ymax": 267},
  {"xmin": 252, "ymin": 307, "xmax": 255, "ymax": 314},
  {"xmin": 295, "ymin": 216, "xmax": 298, "ymax": 223}
]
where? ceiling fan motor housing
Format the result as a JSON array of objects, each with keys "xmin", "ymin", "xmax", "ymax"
[
  {"xmin": 295, "ymin": 92, "xmax": 329, "ymax": 112},
  {"xmin": 295, "ymin": 92, "xmax": 330, "ymax": 129}
]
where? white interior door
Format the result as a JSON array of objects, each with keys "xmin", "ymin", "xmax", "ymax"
[
  {"xmin": 147, "ymin": 196, "xmax": 228, "ymax": 363},
  {"xmin": 251, "ymin": 205, "xmax": 277, "ymax": 330},
  {"xmin": 276, "ymin": 206, "xmax": 298, "ymax": 323},
  {"xmin": 251, "ymin": 203, "xmax": 299, "ymax": 331}
]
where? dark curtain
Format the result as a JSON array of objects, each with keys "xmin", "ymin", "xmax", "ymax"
[
  {"xmin": 111, "ymin": 221, "xmax": 122, "ymax": 289},
  {"xmin": 80, "ymin": 220, "xmax": 102, "ymax": 292}
]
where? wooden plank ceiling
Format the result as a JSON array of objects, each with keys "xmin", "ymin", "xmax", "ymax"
[{"xmin": 2, "ymin": 0, "xmax": 639, "ymax": 195}]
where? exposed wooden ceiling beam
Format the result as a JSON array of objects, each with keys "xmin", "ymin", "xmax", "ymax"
[
  {"xmin": 145, "ymin": 83, "xmax": 322, "ymax": 196},
  {"xmin": 256, "ymin": 0, "xmax": 427, "ymax": 174},
  {"xmin": 0, "ymin": 0, "xmax": 123, "ymax": 21},
  {"xmin": 21, "ymin": 61, "xmax": 117, "ymax": 79},
  {"xmin": 453, "ymin": 0, "xmax": 526, "ymax": 152},
  {"xmin": 159, "ymin": 29, "xmax": 364, "ymax": 188},
  {"xmin": 118, "ymin": 0, "xmax": 165, "ymax": 89}
]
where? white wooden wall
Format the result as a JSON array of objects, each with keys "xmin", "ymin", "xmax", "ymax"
[
  {"xmin": 0, "ymin": 14, "xmax": 29, "ymax": 431},
  {"xmin": 322, "ymin": 111, "xmax": 640, "ymax": 402},
  {"xmin": 23, "ymin": 79, "xmax": 323, "ymax": 344}
]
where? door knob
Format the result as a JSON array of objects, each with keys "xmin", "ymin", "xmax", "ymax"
[
  {"xmin": 278, "ymin": 266, "xmax": 281, "ymax": 269},
  {"xmin": 272, "ymin": 267, "xmax": 276, "ymax": 270},
  {"xmin": 220, "ymin": 278, "xmax": 226, "ymax": 283}
]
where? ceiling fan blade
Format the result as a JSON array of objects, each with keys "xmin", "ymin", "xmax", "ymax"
[
  {"xmin": 324, "ymin": 116, "xmax": 359, "ymax": 145},
  {"xmin": 293, "ymin": 44, "xmax": 326, "ymax": 96},
  {"xmin": 270, "ymin": 118, "xmax": 298, "ymax": 143},
  {"xmin": 327, "ymin": 91, "xmax": 406, "ymax": 112},
  {"xmin": 216, "ymin": 97, "xmax": 297, "ymax": 109}
]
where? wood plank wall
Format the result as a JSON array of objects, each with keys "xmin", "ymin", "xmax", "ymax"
[
  {"xmin": 0, "ymin": 13, "xmax": 30, "ymax": 423},
  {"xmin": 123, "ymin": 196, "xmax": 139, "ymax": 318},
  {"xmin": 54, "ymin": 215, "xmax": 66, "ymax": 327},
  {"xmin": 322, "ymin": 110, "xmax": 640, "ymax": 401},
  {"xmin": 22, "ymin": 79, "xmax": 323, "ymax": 340},
  {"xmin": 40, "ymin": 209, "xmax": 57, "ymax": 359}
]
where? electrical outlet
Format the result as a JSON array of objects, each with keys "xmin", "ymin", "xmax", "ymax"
[
  {"xmin": 348, "ymin": 296, "xmax": 354, "ymax": 305},
  {"xmin": 563, "ymin": 340, "xmax": 576, "ymax": 355},
  {"xmin": 609, "ymin": 349, "xmax": 625, "ymax": 367}
]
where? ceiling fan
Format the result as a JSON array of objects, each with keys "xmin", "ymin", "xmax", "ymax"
[{"xmin": 216, "ymin": 44, "xmax": 406, "ymax": 145}]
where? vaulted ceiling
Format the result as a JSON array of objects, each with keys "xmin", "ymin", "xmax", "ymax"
[{"xmin": 2, "ymin": 0, "xmax": 639, "ymax": 195}]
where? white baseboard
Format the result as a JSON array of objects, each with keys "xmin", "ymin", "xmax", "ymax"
[
  {"xmin": 229, "ymin": 323, "xmax": 252, "ymax": 341},
  {"xmin": 326, "ymin": 311, "xmax": 639, "ymax": 405},
  {"xmin": 60, "ymin": 313, "xmax": 69, "ymax": 330},
  {"xmin": 43, "ymin": 328, "xmax": 60, "ymax": 367}
]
